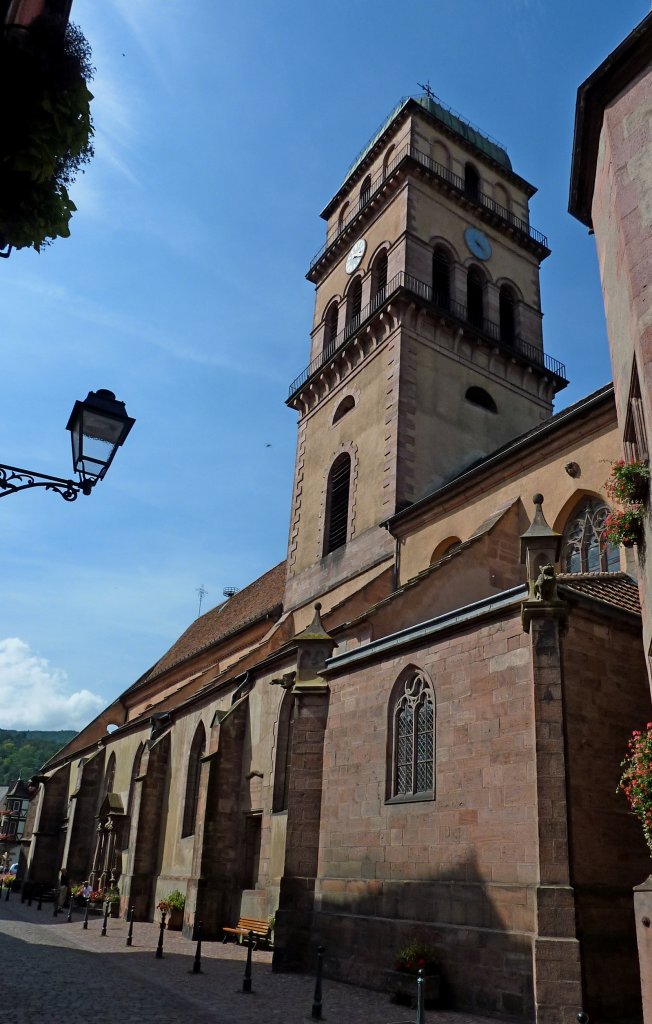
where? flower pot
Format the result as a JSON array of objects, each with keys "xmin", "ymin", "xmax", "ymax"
[
  {"xmin": 167, "ymin": 907, "xmax": 184, "ymax": 931},
  {"xmin": 108, "ymin": 902, "xmax": 120, "ymax": 918},
  {"xmin": 384, "ymin": 968, "xmax": 440, "ymax": 1007}
]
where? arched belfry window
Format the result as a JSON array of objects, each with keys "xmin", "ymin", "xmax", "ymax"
[
  {"xmin": 371, "ymin": 249, "xmax": 388, "ymax": 306},
  {"xmin": 560, "ymin": 498, "xmax": 620, "ymax": 573},
  {"xmin": 181, "ymin": 723, "xmax": 206, "ymax": 838},
  {"xmin": 338, "ymin": 202, "xmax": 349, "ymax": 233},
  {"xmin": 390, "ymin": 671, "xmax": 435, "ymax": 800},
  {"xmin": 499, "ymin": 285, "xmax": 516, "ymax": 346},
  {"xmin": 324, "ymin": 301, "xmax": 339, "ymax": 352},
  {"xmin": 360, "ymin": 175, "xmax": 372, "ymax": 207},
  {"xmin": 345, "ymin": 277, "xmax": 363, "ymax": 336},
  {"xmin": 324, "ymin": 452, "xmax": 351, "ymax": 555},
  {"xmin": 432, "ymin": 247, "xmax": 451, "ymax": 309},
  {"xmin": 464, "ymin": 163, "xmax": 480, "ymax": 201},
  {"xmin": 467, "ymin": 267, "xmax": 484, "ymax": 329}
]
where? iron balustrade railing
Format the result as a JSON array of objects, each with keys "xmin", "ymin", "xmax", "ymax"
[
  {"xmin": 288, "ymin": 271, "xmax": 566, "ymax": 399},
  {"xmin": 309, "ymin": 144, "xmax": 548, "ymax": 271}
]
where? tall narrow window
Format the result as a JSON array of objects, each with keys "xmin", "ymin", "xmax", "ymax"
[
  {"xmin": 499, "ymin": 285, "xmax": 516, "ymax": 346},
  {"xmin": 181, "ymin": 723, "xmax": 206, "ymax": 838},
  {"xmin": 103, "ymin": 753, "xmax": 116, "ymax": 798},
  {"xmin": 390, "ymin": 671, "xmax": 435, "ymax": 799},
  {"xmin": 272, "ymin": 690, "xmax": 295, "ymax": 812},
  {"xmin": 338, "ymin": 202, "xmax": 349, "ymax": 233},
  {"xmin": 467, "ymin": 267, "xmax": 484, "ymax": 328},
  {"xmin": 624, "ymin": 361, "xmax": 649, "ymax": 462},
  {"xmin": 323, "ymin": 301, "xmax": 339, "ymax": 353},
  {"xmin": 345, "ymin": 276, "xmax": 363, "ymax": 336},
  {"xmin": 360, "ymin": 175, "xmax": 372, "ymax": 207},
  {"xmin": 432, "ymin": 247, "xmax": 451, "ymax": 309},
  {"xmin": 464, "ymin": 163, "xmax": 480, "ymax": 201},
  {"xmin": 371, "ymin": 249, "xmax": 388, "ymax": 306},
  {"xmin": 560, "ymin": 498, "xmax": 620, "ymax": 573},
  {"xmin": 324, "ymin": 453, "xmax": 351, "ymax": 555}
]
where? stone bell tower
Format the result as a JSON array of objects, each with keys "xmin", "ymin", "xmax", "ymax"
[{"xmin": 284, "ymin": 90, "xmax": 568, "ymax": 611}]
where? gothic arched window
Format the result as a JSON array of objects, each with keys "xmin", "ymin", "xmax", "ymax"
[
  {"xmin": 560, "ymin": 498, "xmax": 620, "ymax": 573},
  {"xmin": 324, "ymin": 452, "xmax": 351, "ymax": 555},
  {"xmin": 390, "ymin": 671, "xmax": 435, "ymax": 799},
  {"xmin": 181, "ymin": 723, "xmax": 206, "ymax": 838},
  {"xmin": 467, "ymin": 267, "xmax": 484, "ymax": 329},
  {"xmin": 432, "ymin": 247, "xmax": 451, "ymax": 309},
  {"xmin": 324, "ymin": 301, "xmax": 339, "ymax": 352},
  {"xmin": 499, "ymin": 285, "xmax": 516, "ymax": 346},
  {"xmin": 103, "ymin": 753, "xmax": 116, "ymax": 797}
]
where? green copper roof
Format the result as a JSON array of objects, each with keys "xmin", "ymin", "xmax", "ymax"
[{"xmin": 342, "ymin": 93, "xmax": 512, "ymax": 186}]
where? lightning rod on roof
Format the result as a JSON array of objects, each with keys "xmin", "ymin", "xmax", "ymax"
[{"xmin": 196, "ymin": 584, "xmax": 208, "ymax": 617}]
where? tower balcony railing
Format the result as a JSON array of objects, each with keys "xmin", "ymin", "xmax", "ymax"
[
  {"xmin": 288, "ymin": 271, "xmax": 566, "ymax": 400},
  {"xmin": 309, "ymin": 144, "xmax": 548, "ymax": 273}
]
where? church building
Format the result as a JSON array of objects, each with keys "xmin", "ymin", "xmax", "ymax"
[{"xmin": 23, "ymin": 87, "xmax": 651, "ymax": 1024}]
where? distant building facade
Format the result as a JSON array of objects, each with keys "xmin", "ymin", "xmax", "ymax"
[{"xmin": 22, "ymin": 62, "xmax": 652, "ymax": 1024}]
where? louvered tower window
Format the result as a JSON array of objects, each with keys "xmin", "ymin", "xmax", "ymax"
[
  {"xmin": 324, "ymin": 453, "xmax": 351, "ymax": 554},
  {"xmin": 464, "ymin": 162, "xmax": 480, "ymax": 201},
  {"xmin": 432, "ymin": 247, "xmax": 450, "ymax": 309},
  {"xmin": 324, "ymin": 301, "xmax": 339, "ymax": 352},
  {"xmin": 499, "ymin": 285, "xmax": 516, "ymax": 345},
  {"xmin": 467, "ymin": 267, "xmax": 484, "ymax": 329},
  {"xmin": 372, "ymin": 249, "xmax": 388, "ymax": 305}
]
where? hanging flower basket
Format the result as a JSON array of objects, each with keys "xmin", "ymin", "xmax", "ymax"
[
  {"xmin": 618, "ymin": 723, "xmax": 652, "ymax": 855},
  {"xmin": 606, "ymin": 460, "xmax": 650, "ymax": 504},
  {"xmin": 604, "ymin": 505, "xmax": 644, "ymax": 548}
]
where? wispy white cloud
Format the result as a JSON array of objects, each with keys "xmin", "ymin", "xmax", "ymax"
[{"xmin": 0, "ymin": 638, "xmax": 105, "ymax": 730}]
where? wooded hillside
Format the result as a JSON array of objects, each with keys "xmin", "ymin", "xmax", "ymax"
[{"xmin": 0, "ymin": 730, "xmax": 77, "ymax": 785}]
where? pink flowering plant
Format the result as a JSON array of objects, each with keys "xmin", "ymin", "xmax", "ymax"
[
  {"xmin": 606, "ymin": 460, "xmax": 649, "ymax": 504},
  {"xmin": 394, "ymin": 939, "xmax": 437, "ymax": 975},
  {"xmin": 618, "ymin": 723, "xmax": 652, "ymax": 854},
  {"xmin": 604, "ymin": 505, "xmax": 644, "ymax": 547}
]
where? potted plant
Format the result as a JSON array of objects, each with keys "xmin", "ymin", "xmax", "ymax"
[
  {"xmin": 618, "ymin": 723, "xmax": 652, "ymax": 854},
  {"xmin": 385, "ymin": 939, "xmax": 440, "ymax": 1007},
  {"xmin": 604, "ymin": 505, "xmax": 645, "ymax": 547},
  {"xmin": 105, "ymin": 888, "xmax": 120, "ymax": 918},
  {"xmin": 607, "ymin": 460, "xmax": 650, "ymax": 504},
  {"xmin": 157, "ymin": 889, "xmax": 185, "ymax": 930}
]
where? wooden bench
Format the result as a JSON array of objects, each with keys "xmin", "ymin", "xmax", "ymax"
[{"xmin": 222, "ymin": 917, "xmax": 270, "ymax": 948}]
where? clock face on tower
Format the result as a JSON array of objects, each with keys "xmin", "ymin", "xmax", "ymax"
[
  {"xmin": 464, "ymin": 227, "xmax": 492, "ymax": 261},
  {"xmin": 345, "ymin": 238, "xmax": 366, "ymax": 274}
]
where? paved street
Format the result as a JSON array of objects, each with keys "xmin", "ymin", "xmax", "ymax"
[{"xmin": 0, "ymin": 895, "xmax": 501, "ymax": 1024}]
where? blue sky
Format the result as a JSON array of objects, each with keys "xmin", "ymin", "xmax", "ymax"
[{"xmin": 0, "ymin": 0, "xmax": 647, "ymax": 731}]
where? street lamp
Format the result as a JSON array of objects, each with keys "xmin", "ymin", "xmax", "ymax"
[{"xmin": 0, "ymin": 389, "xmax": 135, "ymax": 501}]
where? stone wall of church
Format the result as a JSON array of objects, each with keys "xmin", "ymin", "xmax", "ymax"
[
  {"xmin": 314, "ymin": 607, "xmax": 538, "ymax": 1017},
  {"xmin": 562, "ymin": 602, "xmax": 651, "ymax": 1021}
]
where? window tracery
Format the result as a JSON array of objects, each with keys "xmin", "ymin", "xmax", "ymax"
[
  {"xmin": 560, "ymin": 498, "xmax": 620, "ymax": 573},
  {"xmin": 391, "ymin": 671, "xmax": 434, "ymax": 799}
]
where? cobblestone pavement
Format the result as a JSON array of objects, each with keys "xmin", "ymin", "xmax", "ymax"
[{"xmin": 0, "ymin": 895, "xmax": 500, "ymax": 1024}]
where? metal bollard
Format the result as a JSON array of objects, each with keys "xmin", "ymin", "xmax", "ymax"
[
  {"xmin": 416, "ymin": 968, "xmax": 425, "ymax": 1024},
  {"xmin": 242, "ymin": 930, "xmax": 254, "ymax": 993},
  {"xmin": 155, "ymin": 909, "xmax": 166, "ymax": 958},
  {"xmin": 192, "ymin": 920, "xmax": 202, "ymax": 974},
  {"xmin": 577, "ymin": 1014, "xmax": 590, "ymax": 1024},
  {"xmin": 67, "ymin": 897, "xmax": 73, "ymax": 923},
  {"xmin": 100, "ymin": 899, "xmax": 109, "ymax": 936},
  {"xmin": 311, "ymin": 945, "xmax": 325, "ymax": 1020},
  {"xmin": 83, "ymin": 899, "xmax": 90, "ymax": 930},
  {"xmin": 37, "ymin": 887, "xmax": 43, "ymax": 911},
  {"xmin": 126, "ymin": 906, "xmax": 135, "ymax": 947}
]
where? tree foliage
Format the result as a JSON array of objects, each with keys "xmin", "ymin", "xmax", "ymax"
[
  {"xmin": 0, "ymin": 15, "xmax": 94, "ymax": 251},
  {"xmin": 0, "ymin": 729, "xmax": 76, "ymax": 784}
]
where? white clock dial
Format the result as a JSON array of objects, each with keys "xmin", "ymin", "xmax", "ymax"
[{"xmin": 345, "ymin": 238, "xmax": 366, "ymax": 274}]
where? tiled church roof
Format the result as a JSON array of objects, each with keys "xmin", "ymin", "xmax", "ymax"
[
  {"xmin": 558, "ymin": 572, "xmax": 641, "ymax": 616},
  {"xmin": 140, "ymin": 561, "xmax": 286, "ymax": 685}
]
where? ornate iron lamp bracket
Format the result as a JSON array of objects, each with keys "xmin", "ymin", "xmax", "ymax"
[{"xmin": 0, "ymin": 464, "xmax": 93, "ymax": 501}]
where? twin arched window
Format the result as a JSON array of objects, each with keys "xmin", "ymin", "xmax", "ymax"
[
  {"xmin": 181, "ymin": 723, "xmax": 206, "ymax": 838},
  {"xmin": 390, "ymin": 671, "xmax": 435, "ymax": 799},
  {"xmin": 560, "ymin": 498, "xmax": 620, "ymax": 573}
]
